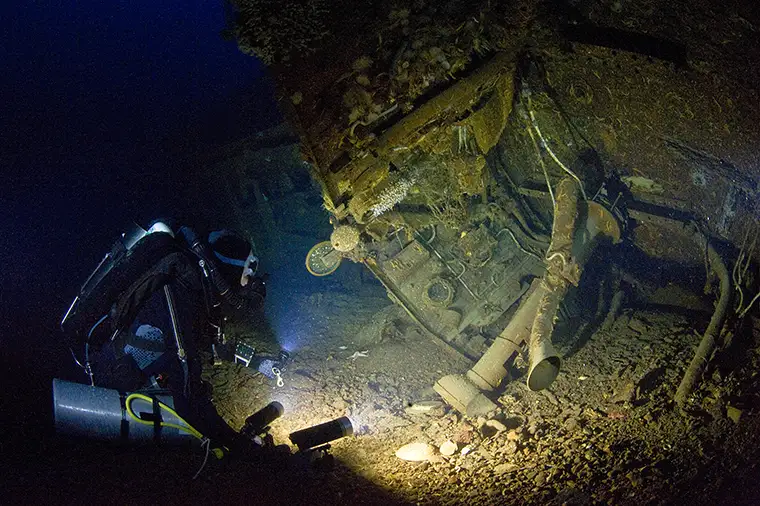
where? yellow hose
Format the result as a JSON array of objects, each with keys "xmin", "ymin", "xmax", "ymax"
[{"xmin": 125, "ymin": 393, "xmax": 224, "ymax": 458}]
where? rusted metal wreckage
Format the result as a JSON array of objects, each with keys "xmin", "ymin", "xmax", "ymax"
[{"xmin": 229, "ymin": 0, "xmax": 760, "ymax": 414}]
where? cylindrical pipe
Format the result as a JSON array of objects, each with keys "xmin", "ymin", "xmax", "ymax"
[
  {"xmin": 467, "ymin": 279, "xmax": 545, "ymax": 391},
  {"xmin": 546, "ymin": 178, "xmax": 580, "ymax": 266},
  {"xmin": 602, "ymin": 289, "xmax": 625, "ymax": 331},
  {"xmin": 526, "ymin": 275, "xmax": 569, "ymax": 391},
  {"xmin": 674, "ymin": 242, "xmax": 731, "ymax": 406},
  {"xmin": 434, "ymin": 374, "xmax": 497, "ymax": 416},
  {"xmin": 435, "ymin": 179, "xmax": 621, "ymax": 412},
  {"xmin": 525, "ymin": 178, "xmax": 579, "ymax": 391}
]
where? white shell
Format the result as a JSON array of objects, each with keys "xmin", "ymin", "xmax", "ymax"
[
  {"xmin": 439, "ymin": 440, "xmax": 458, "ymax": 456},
  {"xmin": 395, "ymin": 442, "xmax": 437, "ymax": 462}
]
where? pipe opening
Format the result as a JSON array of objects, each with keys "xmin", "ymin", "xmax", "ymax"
[{"xmin": 527, "ymin": 355, "xmax": 561, "ymax": 392}]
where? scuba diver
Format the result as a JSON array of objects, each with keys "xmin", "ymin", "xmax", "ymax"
[{"xmin": 59, "ymin": 221, "xmax": 267, "ymax": 452}]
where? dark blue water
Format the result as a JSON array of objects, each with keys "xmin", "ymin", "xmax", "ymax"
[{"xmin": 1, "ymin": 0, "xmax": 279, "ymax": 435}]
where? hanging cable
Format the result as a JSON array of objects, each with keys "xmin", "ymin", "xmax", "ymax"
[
  {"xmin": 193, "ymin": 438, "xmax": 212, "ymax": 480},
  {"xmin": 526, "ymin": 124, "xmax": 555, "ymax": 208},
  {"xmin": 526, "ymin": 96, "xmax": 588, "ymax": 201},
  {"xmin": 496, "ymin": 228, "xmax": 543, "ymax": 261}
]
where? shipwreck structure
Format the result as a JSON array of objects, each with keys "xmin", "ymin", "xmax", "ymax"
[{"xmin": 226, "ymin": 0, "xmax": 760, "ymax": 413}]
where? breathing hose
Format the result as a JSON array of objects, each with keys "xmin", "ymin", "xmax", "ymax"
[
  {"xmin": 125, "ymin": 393, "xmax": 224, "ymax": 459},
  {"xmin": 195, "ymin": 244, "xmax": 247, "ymax": 310},
  {"xmin": 178, "ymin": 227, "xmax": 247, "ymax": 310}
]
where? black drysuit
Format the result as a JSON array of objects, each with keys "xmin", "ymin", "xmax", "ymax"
[{"xmin": 92, "ymin": 245, "xmax": 240, "ymax": 447}]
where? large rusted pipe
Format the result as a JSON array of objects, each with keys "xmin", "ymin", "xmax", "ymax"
[
  {"xmin": 526, "ymin": 178, "xmax": 580, "ymax": 391},
  {"xmin": 435, "ymin": 279, "xmax": 545, "ymax": 417},
  {"xmin": 435, "ymin": 178, "xmax": 621, "ymax": 414},
  {"xmin": 466, "ymin": 279, "xmax": 546, "ymax": 391},
  {"xmin": 674, "ymin": 241, "xmax": 731, "ymax": 406},
  {"xmin": 526, "ymin": 276, "xmax": 569, "ymax": 391}
]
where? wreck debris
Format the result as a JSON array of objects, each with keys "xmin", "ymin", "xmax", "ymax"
[
  {"xmin": 663, "ymin": 137, "xmax": 758, "ymax": 197},
  {"xmin": 226, "ymin": 0, "xmax": 760, "ymax": 429},
  {"xmin": 435, "ymin": 177, "xmax": 622, "ymax": 415},
  {"xmin": 348, "ymin": 350, "xmax": 370, "ymax": 361},
  {"xmin": 305, "ymin": 241, "xmax": 343, "ymax": 276},
  {"xmin": 368, "ymin": 173, "xmax": 417, "ymax": 218},
  {"xmin": 206, "ymin": 0, "xmax": 760, "ymax": 500},
  {"xmin": 674, "ymin": 239, "xmax": 732, "ymax": 407},
  {"xmin": 330, "ymin": 225, "xmax": 361, "ymax": 252}
]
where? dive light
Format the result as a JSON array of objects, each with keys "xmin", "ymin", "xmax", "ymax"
[{"xmin": 289, "ymin": 416, "xmax": 354, "ymax": 451}]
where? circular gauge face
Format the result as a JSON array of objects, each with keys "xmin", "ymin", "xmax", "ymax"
[
  {"xmin": 425, "ymin": 277, "xmax": 455, "ymax": 307},
  {"xmin": 305, "ymin": 241, "xmax": 342, "ymax": 276}
]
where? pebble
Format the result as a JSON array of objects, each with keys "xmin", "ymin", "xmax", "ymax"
[
  {"xmin": 493, "ymin": 463, "xmax": 516, "ymax": 475},
  {"xmin": 726, "ymin": 405, "xmax": 743, "ymax": 424},
  {"xmin": 395, "ymin": 442, "xmax": 437, "ymax": 462},
  {"xmin": 405, "ymin": 400, "xmax": 446, "ymax": 416},
  {"xmin": 502, "ymin": 441, "xmax": 518, "ymax": 455},
  {"xmin": 628, "ymin": 318, "xmax": 649, "ymax": 334},
  {"xmin": 440, "ymin": 440, "xmax": 458, "ymax": 456},
  {"xmin": 478, "ymin": 447, "xmax": 494, "ymax": 461},
  {"xmin": 564, "ymin": 417, "xmax": 579, "ymax": 432},
  {"xmin": 486, "ymin": 419, "xmax": 507, "ymax": 432},
  {"xmin": 611, "ymin": 381, "xmax": 636, "ymax": 404},
  {"xmin": 541, "ymin": 391, "xmax": 559, "ymax": 405}
]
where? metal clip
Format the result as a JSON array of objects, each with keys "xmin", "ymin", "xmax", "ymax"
[
  {"xmin": 272, "ymin": 367, "xmax": 284, "ymax": 387},
  {"xmin": 198, "ymin": 259, "xmax": 210, "ymax": 278}
]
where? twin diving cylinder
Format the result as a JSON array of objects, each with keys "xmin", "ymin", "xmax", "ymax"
[{"xmin": 52, "ymin": 379, "xmax": 193, "ymax": 444}]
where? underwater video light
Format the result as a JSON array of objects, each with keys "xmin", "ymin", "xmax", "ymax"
[
  {"xmin": 289, "ymin": 416, "xmax": 353, "ymax": 451},
  {"xmin": 242, "ymin": 401, "xmax": 284, "ymax": 435}
]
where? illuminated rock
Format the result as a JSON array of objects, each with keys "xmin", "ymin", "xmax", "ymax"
[{"xmin": 395, "ymin": 442, "xmax": 437, "ymax": 462}]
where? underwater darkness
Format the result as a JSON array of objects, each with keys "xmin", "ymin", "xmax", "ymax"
[
  {"xmin": 3, "ymin": 0, "xmax": 760, "ymax": 503},
  {"xmin": 0, "ymin": 0, "xmax": 280, "ymax": 441}
]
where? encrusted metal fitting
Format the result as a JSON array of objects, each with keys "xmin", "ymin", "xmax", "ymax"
[{"xmin": 330, "ymin": 225, "xmax": 361, "ymax": 252}]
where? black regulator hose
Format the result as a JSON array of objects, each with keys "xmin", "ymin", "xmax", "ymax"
[{"xmin": 178, "ymin": 227, "xmax": 248, "ymax": 311}]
